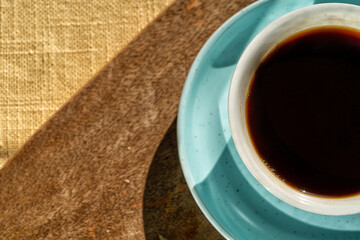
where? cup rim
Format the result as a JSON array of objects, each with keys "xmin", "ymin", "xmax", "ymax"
[{"xmin": 228, "ymin": 3, "xmax": 360, "ymax": 216}]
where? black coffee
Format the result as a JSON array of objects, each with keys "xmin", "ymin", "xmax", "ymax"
[{"xmin": 246, "ymin": 26, "xmax": 360, "ymax": 198}]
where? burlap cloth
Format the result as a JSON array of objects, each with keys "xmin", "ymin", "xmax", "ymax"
[
  {"xmin": 0, "ymin": 0, "xmax": 174, "ymax": 168},
  {"xmin": 0, "ymin": 0, "xmax": 255, "ymax": 238}
]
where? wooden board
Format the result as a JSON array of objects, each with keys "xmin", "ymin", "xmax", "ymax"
[{"xmin": 0, "ymin": 0, "xmax": 255, "ymax": 238}]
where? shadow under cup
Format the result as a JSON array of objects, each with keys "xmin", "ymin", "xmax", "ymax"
[{"xmin": 228, "ymin": 3, "xmax": 360, "ymax": 216}]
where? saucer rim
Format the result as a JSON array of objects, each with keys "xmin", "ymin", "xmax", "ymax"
[{"xmin": 177, "ymin": 0, "xmax": 274, "ymax": 238}]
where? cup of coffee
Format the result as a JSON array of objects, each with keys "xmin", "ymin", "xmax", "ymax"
[{"xmin": 228, "ymin": 3, "xmax": 360, "ymax": 215}]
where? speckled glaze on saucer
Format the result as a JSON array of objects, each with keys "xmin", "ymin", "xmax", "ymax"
[{"xmin": 177, "ymin": 0, "xmax": 360, "ymax": 239}]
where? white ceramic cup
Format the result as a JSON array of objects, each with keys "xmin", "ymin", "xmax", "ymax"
[{"xmin": 228, "ymin": 3, "xmax": 360, "ymax": 215}]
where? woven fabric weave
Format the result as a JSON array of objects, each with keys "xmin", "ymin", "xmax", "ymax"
[{"xmin": 0, "ymin": 0, "xmax": 174, "ymax": 167}]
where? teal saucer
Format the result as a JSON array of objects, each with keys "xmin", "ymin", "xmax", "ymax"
[{"xmin": 177, "ymin": 0, "xmax": 360, "ymax": 239}]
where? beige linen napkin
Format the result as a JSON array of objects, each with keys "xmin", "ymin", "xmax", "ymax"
[{"xmin": 0, "ymin": 0, "xmax": 174, "ymax": 168}]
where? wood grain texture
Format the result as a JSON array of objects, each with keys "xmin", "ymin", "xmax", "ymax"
[
  {"xmin": 0, "ymin": 0, "xmax": 256, "ymax": 239},
  {"xmin": 143, "ymin": 119, "xmax": 222, "ymax": 240}
]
